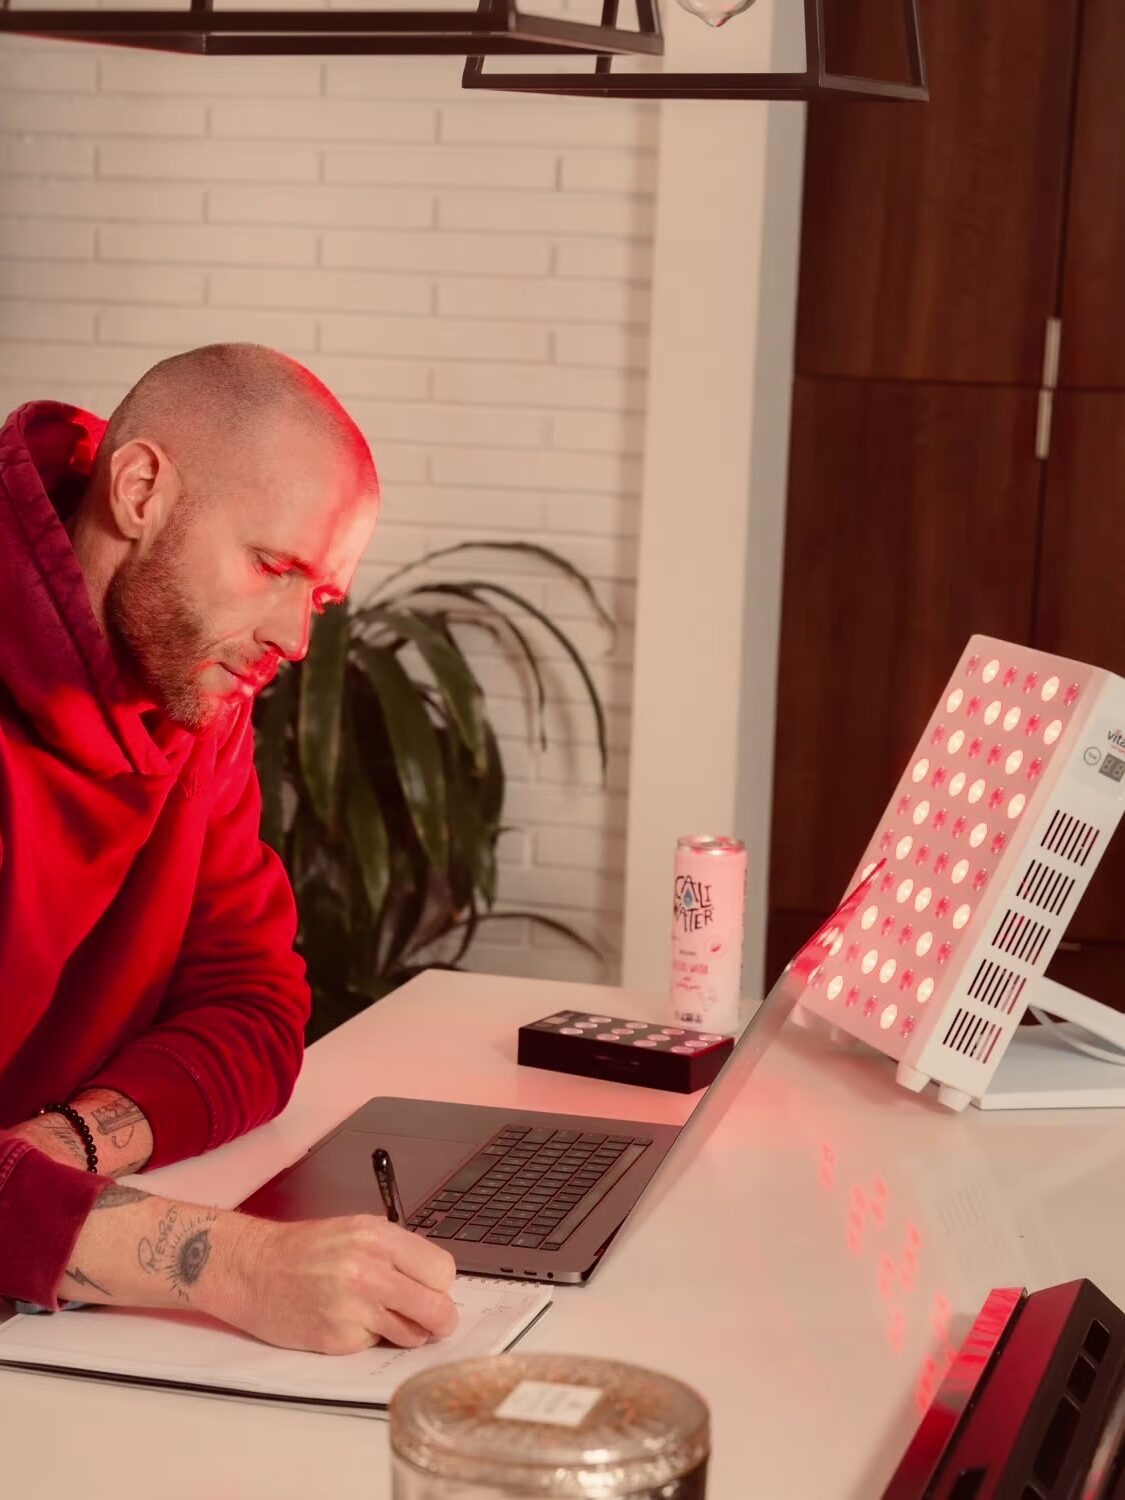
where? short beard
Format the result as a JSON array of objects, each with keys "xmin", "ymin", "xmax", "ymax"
[{"xmin": 105, "ymin": 508, "xmax": 221, "ymax": 734}]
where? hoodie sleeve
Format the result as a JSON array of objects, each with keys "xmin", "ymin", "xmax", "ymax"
[
  {"xmin": 85, "ymin": 709, "xmax": 312, "ymax": 1169},
  {"xmin": 0, "ymin": 1139, "xmax": 111, "ymax": 1308}
]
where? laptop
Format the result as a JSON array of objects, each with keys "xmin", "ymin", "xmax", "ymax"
[{"xmin": 240, "ymin": 865, "xmax": 880, "ymax": 1284}]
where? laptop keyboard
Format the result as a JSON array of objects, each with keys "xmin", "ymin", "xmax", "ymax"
[{"xmin": 406, "ymin": 1125, "xmax": 651, "ymax": 1251}]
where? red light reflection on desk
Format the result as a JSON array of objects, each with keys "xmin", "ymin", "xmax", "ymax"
[{"xmin": 815, "ymin": 1139, "xmax": 952, "ymax": 1410}]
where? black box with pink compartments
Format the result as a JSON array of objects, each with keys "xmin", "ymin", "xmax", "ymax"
[{"xmin": 517, "ymin": 1010, "xmax": 734, "ymax": 1094}]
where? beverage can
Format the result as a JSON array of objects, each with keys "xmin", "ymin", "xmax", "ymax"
[{"xmin": 670, "ymin": 835, "xmax": 746, "ymax": 1035}]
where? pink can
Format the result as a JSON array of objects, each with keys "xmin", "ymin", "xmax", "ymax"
[{"xmin": 670, "ymin": 835, "xmax": 746, "ymax": 1035}]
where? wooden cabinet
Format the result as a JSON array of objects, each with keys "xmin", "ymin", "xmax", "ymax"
[
  {"xmin": 1036, "ymin": 394, "xmax": 1125, "ymax": 999},
  {"xmin": 797, "ymin": 0, "xmax": 1079, "ymax": 384},
  {"xmin": 1059, "ymin": 0, "xmax": 1125, "ymax": 388},
  {"xmin": 768, "ymin": 1, "xmax": 1125, "ymax": 1010},
  {"xmin": 771, "ymin": 381, "xmax": 1041, "ymax": 918}
]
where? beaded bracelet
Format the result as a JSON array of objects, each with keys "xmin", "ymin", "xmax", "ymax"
[{"xmin": 38, "ymin": 1103, "xmax": 99, "ymax": 1174}]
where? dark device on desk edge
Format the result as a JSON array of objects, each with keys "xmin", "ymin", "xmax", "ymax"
[
  {"xmin": 239, "ymin": 867, "xmax": 879, "ymax": 1286},
  {"xmin": 883, "ymin": 1278, "xmax": 1125, "ymax": 1500},
  {"xmin": 518, "ymin": 1010, "xmax": 734, "ymax": 1094}
]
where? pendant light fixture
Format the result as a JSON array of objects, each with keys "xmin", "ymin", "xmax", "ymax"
[{"xmin": 0, "ymin": 0, "xmax": 927, "ymax": 102}]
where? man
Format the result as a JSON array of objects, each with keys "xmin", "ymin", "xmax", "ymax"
[{"xmin": 0, "ymin": 344, "xmax": 458, "ymax": 1354}]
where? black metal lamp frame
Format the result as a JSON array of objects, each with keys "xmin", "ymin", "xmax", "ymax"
[
  {"xmin": 0, "ymin": 0, "xmax": 657, "ymax": 57},
  {"xmin": 463, "ymin": 0, "xmax": 928, "ymax": 100},
  {"xmin": 0, "ymin": 0, "xmax": 927, "ymax": 101}
]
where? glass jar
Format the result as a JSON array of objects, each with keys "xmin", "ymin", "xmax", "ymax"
[{"xmin": 390, "ymin": 1352, "xmax": 710, "ymax": 1499}]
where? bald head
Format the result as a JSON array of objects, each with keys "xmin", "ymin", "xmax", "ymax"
[
  {"xmin": 95, "ymin": 342, "xmax": 378, "ymax": 502},
  {"xmin": 76, "ymin": 343, "xmax": 381, "ymax": 733}
]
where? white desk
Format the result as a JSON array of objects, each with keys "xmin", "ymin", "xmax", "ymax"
[{"xmin": 4, "ymin": 970, "xmax": 1124, "ymax": 1499}]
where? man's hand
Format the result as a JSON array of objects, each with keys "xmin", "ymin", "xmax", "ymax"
[
  {"xmin": 4, "ymin": 1090, "xmax": 153, "ymax": 1177},
  {"xmin": 216, "ymin": 1215, "xmax": 460, "ymax": 1354},
  {"xmin": 52, "ymin": 1185, "xmax": 459, "ymax": 1356}
]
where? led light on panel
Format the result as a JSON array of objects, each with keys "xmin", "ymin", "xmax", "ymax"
[{"xmin": 792, "ymin": 635, "xmax": 1125, "ymax": 1113}]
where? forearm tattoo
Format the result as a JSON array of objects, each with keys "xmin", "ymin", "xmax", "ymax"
[
  {"xmin": 138, "ymin": 1205, "xmax": 219, "ymax": 1302},
  {"xmin": 41, "ymin": 1117, "xmax": 88, "ymax": 1169},
  {"xmin": 92, "ymin": 1184, "xmax": 149, "ymax": 1212},
  {"xmin": 89, "ymin": 1096, "xmax": 146, "ymax": 1155},
  {"xmin": 62, "ymin": 1265, "xmax": 113, "ymax": 1298}
]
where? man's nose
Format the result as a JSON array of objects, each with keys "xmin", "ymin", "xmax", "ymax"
[{"xmin": 260, "ymin": 595, "xmax": 312, "ymax": 664}]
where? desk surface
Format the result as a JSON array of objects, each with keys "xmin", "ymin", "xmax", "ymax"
[{"xmin": 4, "ymin": 970, "xmax": 1124, "ymax": 1500}]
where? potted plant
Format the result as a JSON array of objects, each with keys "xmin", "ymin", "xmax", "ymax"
[{"xmin": 253, "ymin": 542, "xmax": 613, "ymax": 1041}]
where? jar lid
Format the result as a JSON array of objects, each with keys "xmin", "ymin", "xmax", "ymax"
[{"xmin": 390, "ymin": 1352, "xmax": 710, "ymax": 1497}]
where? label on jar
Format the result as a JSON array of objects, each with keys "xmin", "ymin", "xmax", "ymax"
[{"xmin": 494, "ymin": 1379, "xmax": 603, "ymax": 1427}]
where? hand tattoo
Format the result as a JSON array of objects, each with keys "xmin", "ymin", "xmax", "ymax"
[
  {"xmin": 138, "ymin": 1207, "xmax": 218, "ymax": 1302},
  {"xmin": 62, "ymin": 1265, "xmax": 113, "ymax": 1298},
  {"xmin": 92, "ymin": 1185, "xmax": 149, "ymax": 1212},
  {"xmin": 41, "ymin": 1118, "xmax": 88, "ymax": 1169},
  {"xmin": 90, "ymin": 1097, "xmax": 145, "ymax": 1154}
]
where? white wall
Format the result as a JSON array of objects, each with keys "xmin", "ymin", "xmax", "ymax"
[
  {"xmin": 621, "ymin": 0, "xmax": 806, "ymax": 999},
  {"xmin": 0, "ymin": 35, "xmax": 659, "ymax": 984}
]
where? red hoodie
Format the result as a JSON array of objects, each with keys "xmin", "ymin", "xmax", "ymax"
[{"xmin": 0, "ymin": 401, "xmax": 311, "ymax": 1309}]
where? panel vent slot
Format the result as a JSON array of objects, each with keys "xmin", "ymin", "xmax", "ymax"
[
  {"xmin": 1041, "ymin": 809, "xmax": 1100, "ymax": 867},
  {"xmin": 991, "ymin": 909, "xmax": 1053, "ymax": 966},
  {"xmin": 941, "ymin": 1009, "xmax": 1004, "ymax": 1064},
  {"xmin": 967, "ymin": 960, "xmax": 1027, "ymax": 1014},
  {"xmin": 1015, "ymin": 858, "xmax": 1076, "ymax": 916}
]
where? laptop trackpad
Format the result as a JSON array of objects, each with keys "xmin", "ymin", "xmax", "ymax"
[{"xmin": 240, "ymin": 1131, "xmax": 471, "ymax": 1222}]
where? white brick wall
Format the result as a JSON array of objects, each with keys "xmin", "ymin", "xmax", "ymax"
[{"xmin": 0, "ymin": 36, "xmax": 657, "ymax": 986}]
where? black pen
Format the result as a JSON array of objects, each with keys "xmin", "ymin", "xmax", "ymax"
[{"xmin": 372, "ymin": 1147, "xmax": 406, "ymax": 1225}]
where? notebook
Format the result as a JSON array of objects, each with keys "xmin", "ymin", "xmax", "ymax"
[{"xmin": 0, "ymin": 1276, "xmax": 552, "ymax": 1417}]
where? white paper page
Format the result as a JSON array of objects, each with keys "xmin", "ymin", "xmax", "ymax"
[{"xmin": 0, "ymin": 1277, "xmax": 551, "ymax": 1407}]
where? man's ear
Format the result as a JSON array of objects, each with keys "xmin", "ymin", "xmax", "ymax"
[{"xmin": 107, "ymin": 438, "xmax": 176, "ymax": 545}]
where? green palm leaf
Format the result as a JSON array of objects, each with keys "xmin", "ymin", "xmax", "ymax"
[
  {"xmin": 343, "ymin": 716, "xmax": 391, "ymax": 923},
  {"xmin": 253, "ymin": 666, "xmax": 295, "ymax": 853},
  {"xmin": 355, "ymin": 643, "xmax": 449, "ymax": 869},
  {"xmin": 363, "ymin": 605, "xmax": 487, "ymax": 772},
  {"xmin": 371, "ymin": 540, "xmax": 615, "ymax": 637},
  {"xmin": 297, "ymin": 603, "xmax": 350, "ymax": 830}
]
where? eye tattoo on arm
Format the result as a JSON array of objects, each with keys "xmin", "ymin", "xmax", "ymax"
[{"xmin": 137, "ymin": 1207, "xmax": 219, "ymax": 1302}]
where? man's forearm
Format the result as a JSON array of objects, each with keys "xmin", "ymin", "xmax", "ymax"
[
  {"xmin": 4, "ymin": 1089, "xmax": 153, "ymax": 1177},
  {"xmin": 55, "ymin": 1182, "xmax": 261, "ymax": 1327}
]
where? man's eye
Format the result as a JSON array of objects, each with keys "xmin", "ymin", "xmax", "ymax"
[{"xmin": 256, "ymin": 555, "xmax": 287, "ymax": 578}]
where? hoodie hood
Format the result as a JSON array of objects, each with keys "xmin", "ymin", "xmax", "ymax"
[{"xmin": 0, "ymin": 400, "xmax": 189, "ymax": 778}]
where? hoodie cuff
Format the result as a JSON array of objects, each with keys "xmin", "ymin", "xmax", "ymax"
[
  {"xmin": 0, "ymin": 1142, "xmax": 110, "ymax": 1310},
  {"xmin": 86, "ymin": 1042, "xmax": 214, "ymax": 1169}
]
